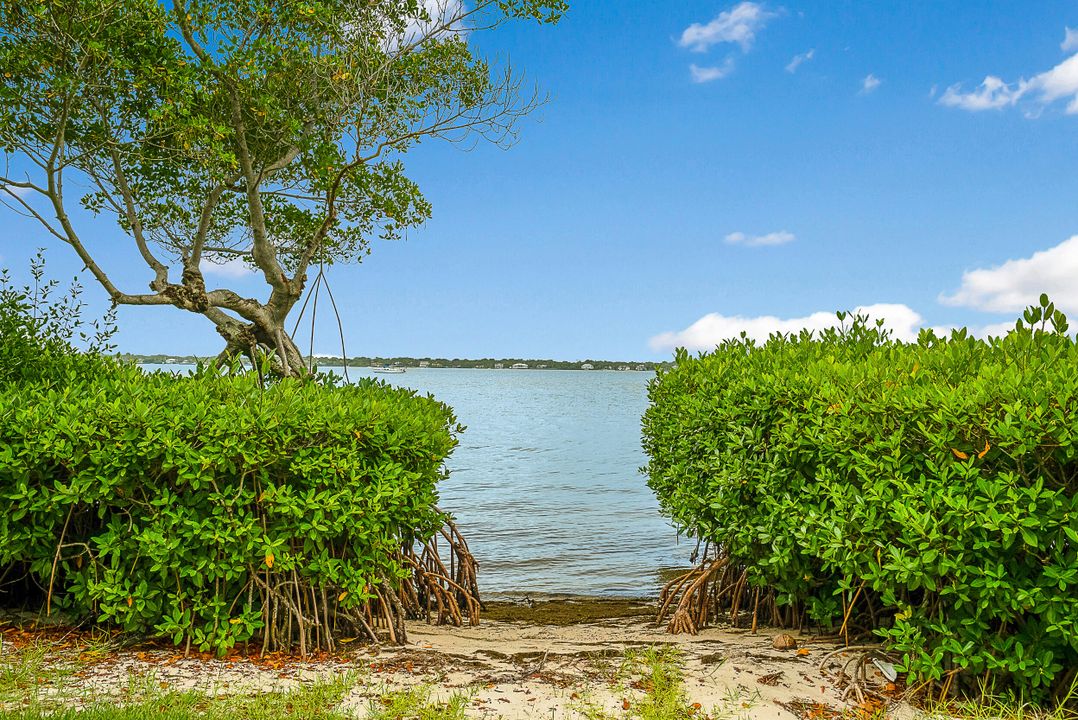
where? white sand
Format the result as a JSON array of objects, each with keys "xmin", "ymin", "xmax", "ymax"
[{"xmin": 9, "ymin": 614, "xmax": 910, "ymax": 719}]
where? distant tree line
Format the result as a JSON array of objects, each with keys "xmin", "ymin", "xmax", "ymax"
[{"xmin": 120, "ymin": 354, "xmax": 668, "ymax": 371}]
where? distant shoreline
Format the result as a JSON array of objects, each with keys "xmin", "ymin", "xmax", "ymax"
[{"xmin": 122, "ymin": 354, "xmax": 670, "ymax": 372}]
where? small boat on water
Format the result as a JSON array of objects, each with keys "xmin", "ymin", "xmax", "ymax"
[{"xmin": 372, "ymin": 365, "xmax": 406, "ymax": 374}]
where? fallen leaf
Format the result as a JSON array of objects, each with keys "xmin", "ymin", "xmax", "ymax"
[
  {"xmin": 264, "ymin": 552, "xmax": 274, "ymax": 569},
  {"xmin": 796, "ymin": 648, "xmax": 811, "ymax": 656},
  {"xmin": 978, "ymin": 440, "xmax": 991, "ymax": 459},
  {"xmin": 622, "ymin": 699, "xmax": 631, "ymax": 710},
  {"xmin": 951, "ymin": 448, "xmax": 969, "ymax": 460}
]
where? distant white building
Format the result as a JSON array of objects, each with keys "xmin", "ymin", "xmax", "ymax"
[
  {"xmin": 511, "ymin": 362, "xmax": 528, "ymax": 369},
  {"xmin": 618, "ymin": 365, "xmax": 629, "ymax": 371},
  {"xmin": 636, "ymin": 364, "xmax": 648, "ymax": 371},
  {"xmin": 581, "ymin": 363, "xmax": 594, "ymax": 370},
  {"xmin": 419, "ymin": 361, "xmax": 430, "ymax": 368},
  {"xmin": 494, "ymin": 363, "xmax": 504, "ymax": 369}
]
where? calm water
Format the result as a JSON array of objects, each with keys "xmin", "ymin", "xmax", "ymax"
[{"xmin": 144, "ymin": 365, "xmax": 687, "ymax": 597}]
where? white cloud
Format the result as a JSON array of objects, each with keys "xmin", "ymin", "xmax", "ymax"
[
  {"xmin": 649, "ymin": 303, "xmax": 924, "ymax": 351},
  {"xmin": 939, "ymin": 75, "xmax": 1027, "ymax": 111},
  {"xmin": 940, "ymin": 41, "xmax": 1078, "ymax": 115},
  {"xmin": 785, "ymin": 48, "xmax": 814, "ymax": 73},
  {"xmin": 678, "ymin": 2, "xmax": 778, "ymax": 53},
  {"xmin": 975, "ymin": 320, "xmax": 1020, "ymax": 338},
  {"xmin": 724, "ymin": 230, "xmax": 795, "ymax": 247},
  {"xmin": 690, "ymin": 59, "xmax": 735, "ymax": 83},
  {"xmin": 1030, "ymin": 53, "xmax": 1078, "ymax": 113},
  {"xmin": 861, "ymin": 73, "xmax": 881, "ymax": 94},
  {"xmin": 201, "ymin": 257, "xmax": 256, "ymax": 279},
  {"xmin": 1063, "ymin": 26, "xmax": 1078, "ymax": 52},
  {"xmin": 380, "ymin": 0, "xmax": 466, "ymax": 52},
  {"xmin": 939, "ymin": 235, "xmax": 1078, "ymax": 313}
]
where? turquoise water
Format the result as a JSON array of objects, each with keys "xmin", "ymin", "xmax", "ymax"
[{"xmin": 143, "ymin": 365, "xmax": 687, "ymax": 597}]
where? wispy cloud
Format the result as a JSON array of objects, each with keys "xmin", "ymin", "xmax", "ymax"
[
  {"xmin": 201, "ymin": 257, "xmax": 256, "ymax": 279},
  {"xmin": 690, "ymin": 59, "xmax": 736, "ymax": 83},
  {"xmin": 861, "ymin": 73, "xmax": 881, "ymax": 94},
  {"xmin": 649, "ymin": 303, "xmax": 924, "ymax": 351},
  {"xmin": 724, "ymin": 230, "xmax": 795, "ymax": 247},
  {"xmin": 678, "ymin": 2, "xmax": 778, "ymax": 53},
  {"xmin": 785, "ymin": 48, "xmax": 814, "ymax": 73},
  {"xmin": 0, "ymin": 185, "xmax": 33, "ymax": 199},
  {"xmin": 1063, "ymin": 26, "xmax": 1078, "ymax": 52},
  {"xmin": 939, "ymin": 236, "xmax": 1078, "ymax": 313},
  {"xmin": 940, "ymin": 34, "xmax": 1078, "ymax": 115}
]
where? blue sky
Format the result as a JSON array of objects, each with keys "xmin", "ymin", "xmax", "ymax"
[{"xmin": 4, "ymin": 1, "xmax": 1078, "ymax": 360}]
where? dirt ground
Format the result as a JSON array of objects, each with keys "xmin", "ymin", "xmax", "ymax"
[{"xmin": 3, "ymin": 598, "xmax": 913, "ymax": 720}]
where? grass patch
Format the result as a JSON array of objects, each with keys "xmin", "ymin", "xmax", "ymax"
[
  {"xmin": 0, "ymin": 671, "xmax": 359, "ymax": 720},
  {"xmin": 366, "ymin": 685, "xmax": 473, "ymax": 720},
  {"xmin": 622, "ymin": 648, "xmax": 694, "ymax": 720},
  {"xmin": 576, "ymin": 646, "xmax": 702, "ymax": 720},
  {"xmin": 0, "ymin": 640, "xmax": 75, "ymax": 707},
  {"xmin": 916, "ymin": 681, "xmax": 1078, "ymax": 720}
]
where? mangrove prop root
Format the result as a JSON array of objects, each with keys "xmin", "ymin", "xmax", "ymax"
[
  {"xmin": 657, "ymin": 552, "xmax": 795, "ymax": 634},
  {"xmin": 253, "ymin": 513, "xmax": 482, "ymax": 653},
  {"xmin": 817, "ymin": 645, "xmax": 891, "ymax": 705}
]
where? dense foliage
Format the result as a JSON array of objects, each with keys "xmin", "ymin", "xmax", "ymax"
[
  {"xmin": 643, "ymin": 297, "xmax": 1078, "ymax": 699},
  {"xmin": 0, "ymin": 268, "xmax": 465, "ymax": 654},
  {"xmin": 0, "ymin": 0, "xmax": 565, "ymax": 374}
]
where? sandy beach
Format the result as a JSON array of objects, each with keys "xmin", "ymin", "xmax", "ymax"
[{"xmin": 4, "ymin": 600, "xmax": 911, "ymax": 719}]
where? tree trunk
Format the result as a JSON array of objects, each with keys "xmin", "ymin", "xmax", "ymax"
[{"xmin": 213, "ymin": 317, "xmax": 309, "ymax": 378}]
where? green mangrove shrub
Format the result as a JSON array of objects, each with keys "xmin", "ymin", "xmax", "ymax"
[
  {"xmin": 0, "ymin": 361, "xmax": 474, "ymax": 654},
  {"xmin": 0, "ymin": 263, "xmax": 478, "ymax": 655},
  {"xmin": 643, "ymin": 297, "xmax": 1078, "ymax": 699}
]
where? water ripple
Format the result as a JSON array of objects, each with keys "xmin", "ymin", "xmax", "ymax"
[{"xmin": 333, "ymin": 367, "xmax": 686, "ymax": 597}]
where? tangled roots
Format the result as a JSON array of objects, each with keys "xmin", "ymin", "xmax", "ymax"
[
  {"xmin": 253, "ymin": 513, "xmax": 482, "ymax": 656},
  {"xmin": 656, "ymin": 546, "xmax": 800, "ymax": 635}
]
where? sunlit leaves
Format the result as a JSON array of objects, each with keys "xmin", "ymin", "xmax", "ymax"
[
  {"xmin": 0, "ymin": 304, "xmax": 460, "ymax": 654},
  {"xmin": 643, "ymin": 300, "xmax": 1078, "ymax": 698},
  {"xmin": 1, "ymin": 0, "xmax": 563, "ymax": 271}
]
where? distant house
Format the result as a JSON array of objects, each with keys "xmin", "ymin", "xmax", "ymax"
[
  {"xmin": 494, "ymin": 363, "xmax": 504, "ymax": 369},
  {"xmin": 419, "ymin": 361, "xmax": 430, "ymax": 368},
  {"xmin": 618, "ymin": 365, "xmax": 629, "ymax": 371},
  {"xmin": 511, "ymin": 362, "xmax": 528, "ymax": 369},
  {"xmin": 636, "ymin": 364, "xmax": 648, "ymax": 371},
  {"xmin": 537, "ymin": 364, "xmax": 548, "ymax": 369},
  {"xmin": 581, "ymin": 363, "xmax": 594, "ymax": 370}
]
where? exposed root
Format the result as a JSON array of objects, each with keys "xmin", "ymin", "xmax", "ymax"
[
  {"xmin": 657, "ymin": 550, "xmax": 795, "ymax": 634},
  {"xmin": 817, "ymin": 645, "xmax": 892, "ymax": 705},
  {"xmin": 251, "ymin": 511, "xmax": 482, "ymax": 655},
  {"xmin": 400, "ymin": 513, "xmax": 483, "ymax": 627}
]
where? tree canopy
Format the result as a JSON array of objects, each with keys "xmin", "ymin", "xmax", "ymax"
[{"xmin": 0, "ymin": 0, "xmax": 565, "ymax": 374}]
